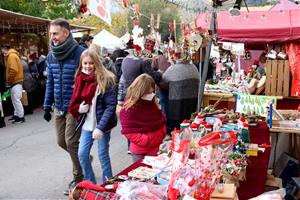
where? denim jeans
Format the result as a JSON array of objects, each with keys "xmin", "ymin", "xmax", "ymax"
[
  {"xmin": 78, "ymin": 129, "xmax": 113, "ymax": 184},
  {"xmin": 157, "ymin": 89, "xmax": 172, "ymax": 134},
  {"xmin": 156, "ymin": 89, "xmax": 168, "ymax": 117}
]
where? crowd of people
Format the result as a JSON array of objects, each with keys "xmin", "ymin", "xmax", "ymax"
[
  {"xmin": 0, "ymin": 18, "xmax": 200, "ymax": 195},
  {"xmin": 0, "ymin": 45, "xmax": 47, "ymax": 127}
]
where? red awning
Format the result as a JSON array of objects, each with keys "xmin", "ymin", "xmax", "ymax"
[{"xmin": 196, "ymin": 9, "xmax": 300, "ymax": 44}]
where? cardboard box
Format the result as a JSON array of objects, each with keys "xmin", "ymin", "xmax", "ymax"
[{"xmin": 210, "ymin": 184, "xmax": 238, "ymax": 200}]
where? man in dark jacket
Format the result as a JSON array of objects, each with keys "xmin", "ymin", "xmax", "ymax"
[
  {"xmin": 43, "ymin": 18, "xmax": 84, "ymax": 194},
  {"xmin": 117, "ymin": 49, "xmax": 162, "ymax": 105},
  {"xmin": 79, "ymin": 34, "xmax": 93, "ymax": 49}
]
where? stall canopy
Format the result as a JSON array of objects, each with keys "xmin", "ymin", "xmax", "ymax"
[
  {"xmin": 0, "ymin": 8, "xmax": 95, "ymax": 33},
  {"xmin": 196, "ymin": 7, "xmax": 300, "ymax": 45},
  {"xmin": 93, "ymin": 29, "xmax": 125, "ymax": 50}
]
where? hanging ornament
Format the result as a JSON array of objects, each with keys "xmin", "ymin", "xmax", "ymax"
[
  {"xmin": 132, "ymin": 24, "xmax": 144, "ymax": 51},
  {"xmin": 75, "ymin": 0, "xmax": 90, "ymax": 18},
  {"xmin": 243, "ymin": 48, "xmax": 251, "ymax": 60},
  {"xmin": 143, "ymin": 35, "xmax": 156, "ymax": 58},
  {"xmin": 79, "ymin": 0, "xmax": 88, "ymax": 14},
  {"xmin": 131, "ymin": 4, "xmax": 141, "ymax": 23},
  {"xmin": 169, "ymin": 20, "xmax": 174, "ymax": 33}
]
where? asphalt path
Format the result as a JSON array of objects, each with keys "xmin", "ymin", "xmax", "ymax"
[{"xmin": 0, "ymin": 111, "xmax": 131, "ymax": 199}]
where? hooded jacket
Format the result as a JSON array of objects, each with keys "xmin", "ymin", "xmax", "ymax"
[{"xmin": 5, "ymin": 49, "xmax": 23, "ymax": 86}]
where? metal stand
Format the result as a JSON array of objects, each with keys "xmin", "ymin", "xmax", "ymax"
[{"xmin": 197, "ymin": 11, "xmax": 217, "ymax": 111}]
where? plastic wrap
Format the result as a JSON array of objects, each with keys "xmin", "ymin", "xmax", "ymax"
[
  {"xmin": 285, "ymin": 43, "xmax": 300, "ymax": 97},
  {"xmin": 116, "ymin": 181, "xmax": 167, "ymax": 200},
  {"xmin": 249, "ymin": 188, "xmax": 285, "ymax": 200}
]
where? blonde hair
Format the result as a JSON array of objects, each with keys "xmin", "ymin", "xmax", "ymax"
[
  {"xmin": 124, "ymin": 74, "xmax": 158, "ymax": 110},
  {"xmin": 76, "ymin": 45, "xmax": 115, "ymax": 94}
]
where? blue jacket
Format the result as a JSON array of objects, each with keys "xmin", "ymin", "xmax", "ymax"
[
  {"xmin": 44, "ymin": 46, "xmax": 84, "ymax": 112},
  {"xmin": 95, "ymin": 85, "xmax": 118, "ymax": 132}
]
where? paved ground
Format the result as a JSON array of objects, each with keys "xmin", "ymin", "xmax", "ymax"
[{"xmin": 0, "ymin": 111, "xmax": 131, "ymax": 199}]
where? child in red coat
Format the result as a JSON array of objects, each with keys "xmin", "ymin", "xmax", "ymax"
[{"xmin": 120, "ymin": 74, "xmax": 166, "ymax": 162}]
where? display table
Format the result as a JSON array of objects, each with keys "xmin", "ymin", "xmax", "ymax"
[
  {"xmin": 203, "ymin": 92, "xmax": 236, "ymax": 110},
  {"xmin": 237, "ymin": 122, "xmax": 271, "ymax": 200},
  {"xmin": 113, "ymin": 122, "xmax": 270, "ymax": 200},
  {"xmin": 203, "ymin": 93, "xmax": 297, "ymax": 110}
]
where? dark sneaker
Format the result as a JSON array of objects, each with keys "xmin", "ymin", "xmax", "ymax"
[
  {"xmin": 63, "ymin": 189, "xmax": 69, "ymax": 196},
  {"xmin": 8, "ymin": 115, "xmax": 16, "ymax": 121},
  {"xmin": 0, "ymin": 117, "xmax": 5, "ymax": 128},
  {"xmin": 63, "ymin": 180, "xmax": 78, "ymax": 196},
  {"xmin": 0, "ymin": 122, "xmax": 5, "ymax": 128},
  {"xmin": 12, "ymin": 117, "xmax": 25, "ymax": 124}
]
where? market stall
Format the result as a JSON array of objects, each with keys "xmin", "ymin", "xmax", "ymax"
[
  {"xmin": 196, "ymin": 5, "xmax": 300, "ymax": 109},
  {"xmin": 67, "ymin": 106, "xmax": 282, "ymax": 200},
  {"xmin": 92, "ymin": 29, "xmax": 125, "ymax": 51},
  {"xmin": 0, "ymin": 8, "xmax": 95, "ymax": 57}
]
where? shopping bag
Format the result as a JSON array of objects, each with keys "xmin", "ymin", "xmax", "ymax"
[{"xmin": 21, "ymin": 90, "xmax": 28, "ymax": 106}]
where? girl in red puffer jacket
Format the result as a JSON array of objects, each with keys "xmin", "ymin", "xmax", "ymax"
[{"xmin": 120, "ymin": 74, "xmax": 166, "ymax": 162}]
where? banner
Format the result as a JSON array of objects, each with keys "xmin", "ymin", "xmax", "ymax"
[
  {"xmin": 88, "ymin": 0, "xmax": 112, "ymax": 25},
  {"xmin": 236, "ymin": 94, "xmax": 276, "ymax": 117}
]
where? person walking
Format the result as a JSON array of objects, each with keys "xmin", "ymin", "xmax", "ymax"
[
  {"xmin": 120, "ymin": 74, "xmax": 166, "ymax": 162},
  {"xmin": 68, "ymin": 48, "xmax": 117, "ymax": 184},
  {"xmin": 21, "ymin": 56, "xmax": 35, "ymax": 115},
  {"xmin": 2, "ymin": 45, "xmax": 25, "ymax": 123},
  {"xmin": 43, "ymin": 18, "xmax": 85, "ymax": 194}
]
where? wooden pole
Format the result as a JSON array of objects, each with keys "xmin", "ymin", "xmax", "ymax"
[
  {"xmin": 156, "ymin": 14, "xmax": 160, "ymax": 29},
  {"xmin": 173, "ymin": 19, "xmax": 176, "ymax": 44}
]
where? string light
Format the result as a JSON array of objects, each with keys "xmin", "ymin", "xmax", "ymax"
[
  {"xmin": 124, "ymin": 0, "xmax": 210, "ymax": 26},
  {"xmin": 163, "ymin": 0, "xmax": 212, "ymax": 13}
]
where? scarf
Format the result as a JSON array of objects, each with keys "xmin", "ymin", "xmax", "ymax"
[
  {"xmin": 120, "ymin": 99, "xmax": 166, "ymax": 134},
  {"xmin": 50, "ymin": 35, "xmax": 78, "ymax": 61},
  {"xmin": 68, "ymin": 72, "xmax": 97, "ymax": 121}
]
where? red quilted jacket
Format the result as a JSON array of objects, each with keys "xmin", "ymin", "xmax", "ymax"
[{"xmin": 124, "ymin": 125, "xmax": 166, "ymax": 155}]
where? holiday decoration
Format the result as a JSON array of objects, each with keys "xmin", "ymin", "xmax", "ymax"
[
  {"xmin": 131, "ymin": 22, "xmax": 144, "ymax": 53},
  {"xmin": 88, "ymin": 0, "xmax": 112, "ymax": 25},
  {"xmin": 243, "ymin": 48, "xmax": 251, "ymax": 60}
]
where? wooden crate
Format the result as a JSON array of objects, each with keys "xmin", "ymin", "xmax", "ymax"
[{"xmin": 265, "ymin": 60, "xmax": 290, "ymax": 97}]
